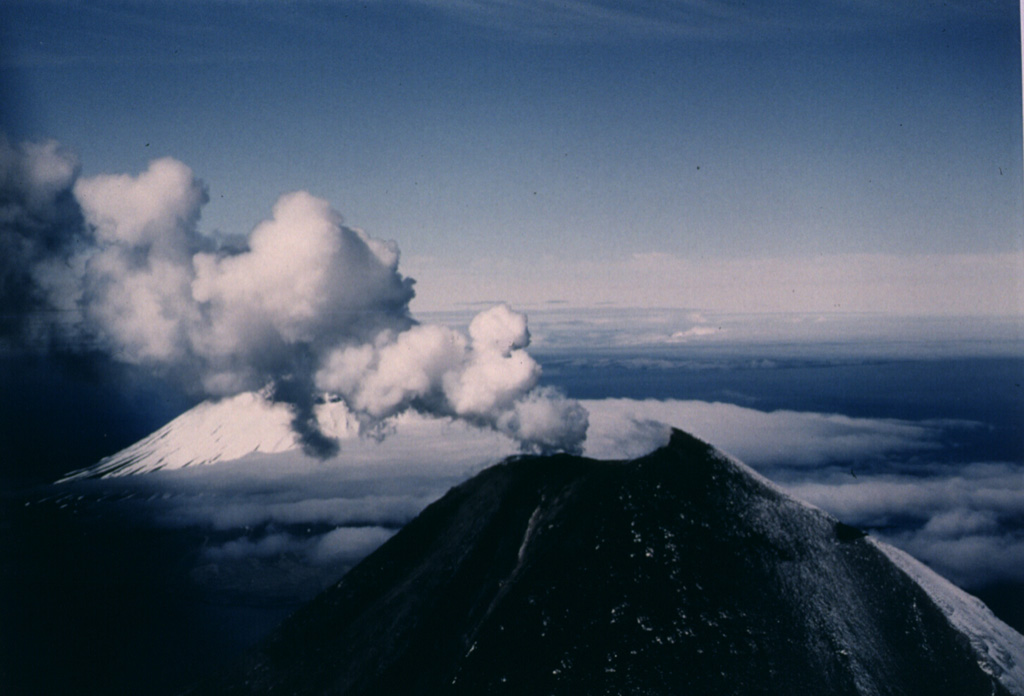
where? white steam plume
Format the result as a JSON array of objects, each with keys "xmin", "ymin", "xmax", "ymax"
[
  {"xmin": 316, "ymin": 305, "xmax": 588, "ymax": 452},
  {"xmin": 0, "ymin": 135, "xmax": 588, "ymax": 456}
]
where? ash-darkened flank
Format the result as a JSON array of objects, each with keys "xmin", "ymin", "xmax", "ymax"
[{"xmin": 187, "ymin": 430, "xmax": 1022, "ymax": 696}]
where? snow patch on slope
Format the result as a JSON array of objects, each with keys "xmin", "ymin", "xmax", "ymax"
[
  {"xmin": 59, "ymin": 392, "xmax": 359, "ymax": 480},
  {"xmin": 871, "ymin": 538, "xmax": 1024, "ymax": 696},
  {"xmin": 59, "ymin": 390, "xmax": 526, "ymax": 481}
]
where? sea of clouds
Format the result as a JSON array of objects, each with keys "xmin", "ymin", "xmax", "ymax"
[{"xmin": 45, "ymin": 397, "xmax": 1022, "ymax": 601}]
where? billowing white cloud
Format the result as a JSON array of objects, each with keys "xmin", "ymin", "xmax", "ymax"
[
  {"xmin": 65, "ymin": 164, "xmax": 416, "ymax": 397},
  {"xmin": 3, "ymin": 136, "xmax": 587, "ymax": 456},
  {"xmin": 191, "ymin": 191, "xmax": 414, "ymax": 390},
  {"xmin": 316, "ymin": 304, "xmax": 587, "ymax": 453},
  {"xmin": 191, "ymin": 188, "xmax": 418, "ymax": 455},
  {"xmin": 74, "ymin": 157, "xmax": 207, "ymax": 253},
  {"xmin": 499, "ymin": 386, "xmax": 589, "ymax": 455}
]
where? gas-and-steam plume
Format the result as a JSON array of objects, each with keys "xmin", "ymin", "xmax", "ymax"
[{"xmin": 0, "ymin": 134, "xmax": 588, "ymax": 456}]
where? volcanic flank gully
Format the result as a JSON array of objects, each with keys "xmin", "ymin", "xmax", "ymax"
[{"xmin": 187, "ymin": 430, "xmax": 1024, "ymax": 696}]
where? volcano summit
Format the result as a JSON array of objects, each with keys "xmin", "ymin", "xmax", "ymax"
[{"xmin": 188, "ymin": 430, "xmax": 1024, "ymax": 696}]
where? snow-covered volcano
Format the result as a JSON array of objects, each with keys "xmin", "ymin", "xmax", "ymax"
[
  {"xmin": 58, "ymin": 392, "xmax": 356, "ymax": 479},
  {"xmin": 59, "ymin": 390, "xmax": 972, "ymax": 483},
  {"xmin": 57, "ymin": 392, "xmax": 656, "ymax": 482},
  {"xmin": 58, "ymin": 391, "xmax": 529, "ymax": 480}
]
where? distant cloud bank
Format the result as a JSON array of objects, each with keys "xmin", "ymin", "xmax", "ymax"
[{"xmin": 406, "ymin": 251, "xmax": 1024, "ymax": 317}]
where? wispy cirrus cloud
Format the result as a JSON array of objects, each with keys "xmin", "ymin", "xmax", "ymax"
[
  {"xmin": 407, "ymin": 0, "xmax": 1011, "ymax": 42},
  {"xmin": 4, "ymin": 0, "xmax": 1009, "ymax": 73}
]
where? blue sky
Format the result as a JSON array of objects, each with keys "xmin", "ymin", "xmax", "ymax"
[{"xmin": 1, "ymin": 0, "xmax": 1021, "ymax": 313}]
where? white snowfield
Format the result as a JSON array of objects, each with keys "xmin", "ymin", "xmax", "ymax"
[
  {"xmin": 60, "ymin": 392, "xmax": 322, "ymax": 479},
  {"xmin": 58, "ymin": 391, "xmax": 520, "ymax": 481},
  {"xmin": 871, "ymin": 539, "xmax": 1024, "ymax": 696}
]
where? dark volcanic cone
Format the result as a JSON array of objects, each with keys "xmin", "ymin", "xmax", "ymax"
[{"xmin": 189, "ymin": 430, "xmax": 1019, "ymax": 695}]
